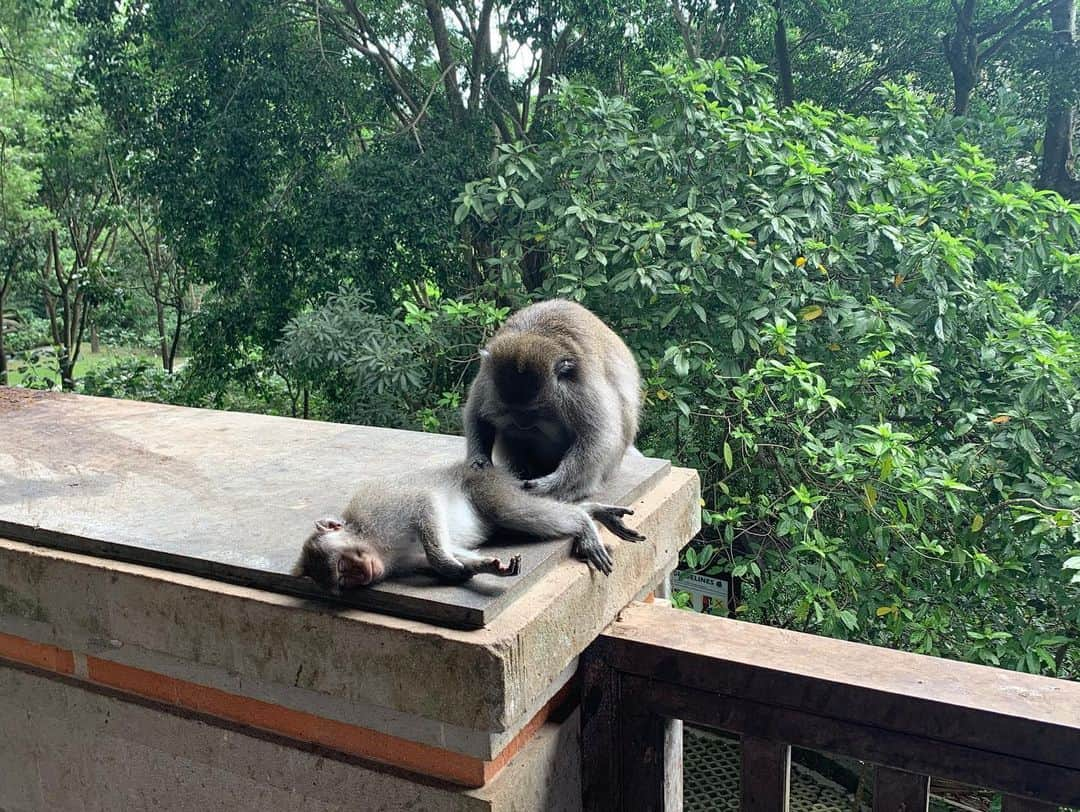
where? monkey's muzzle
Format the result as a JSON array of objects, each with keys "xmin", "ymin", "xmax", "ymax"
[{"xmin": 338, "ymin": 551, "xmax": 384, "ymax": 588}]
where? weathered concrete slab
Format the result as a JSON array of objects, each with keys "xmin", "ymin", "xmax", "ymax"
[
  {"xmin": 0, "ymin": 390, "xmax": 668, "ymax": 628},
  {"xmin": 0, "ymin": 465, "xmax": 699, "ymax": 762}
]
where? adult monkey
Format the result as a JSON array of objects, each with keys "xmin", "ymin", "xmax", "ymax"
[{"xmin": 463, "ymin": 300, "xmax": 641, "ymax": 502}]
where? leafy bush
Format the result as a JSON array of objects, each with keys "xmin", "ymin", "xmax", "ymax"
[
  {"xmin": 277, "ymin": 288, "xmax": 508, "ymax": 432},
  {"xmin": 3, "ymin": 312, "xmax": 52, "ymax": 353},
  {"xmin": 79, "ymin": 356, "xmax": 185, "ymax": 403},
  {"xmin": 11, "ymin": 347, "xmax": 60, "ymax": 389},
  {"xmin": 463, "ymin": 60, "xmax": 1080, "ymax": 676}
]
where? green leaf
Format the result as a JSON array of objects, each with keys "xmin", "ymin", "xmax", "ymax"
[
  {"xmin": 731, "ymin": 328, "xmax": 745, "ymax": 354},
  {"xmin": 723, "ymin": 441, "xmax": 733, "ymax": 470}
]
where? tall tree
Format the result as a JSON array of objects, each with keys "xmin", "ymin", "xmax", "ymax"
[
  {"xmin": 943, "ymin": 0, "xmax": 1056, "ymax": 115},
  {"xmin": 772, "ymin": 0, "xmax": 795, "ymax": 107},
  {"xmin": 105, "ymin": 153, "xmax": 190, "ymax": 372},
  {"xmin": 0, "ymin": 3, "xmax": 63, "ymax": 384},
  {"xmin": 38, "ymin": 120, "xmax": 118, "ymax": 389},
  {"xmin": 1038, "ymin": 0, "xmax": 1078, "ymax": 197},
  {"xmin": 80, "ymin": 0, "xmax": 683, "ymax": 388}
]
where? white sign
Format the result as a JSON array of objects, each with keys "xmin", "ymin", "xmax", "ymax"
[{"xmin": 673, "ymin": 571, "xmax": 730, "ymax": 613}]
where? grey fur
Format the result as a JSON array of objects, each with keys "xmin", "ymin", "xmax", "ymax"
[
  {"xmin": 464, "ymin": 300, "xmax": 641, "ymax": 502},
  {"xmin": 294, "ymin": 462, "xmax": 645, "ymax": 594}
]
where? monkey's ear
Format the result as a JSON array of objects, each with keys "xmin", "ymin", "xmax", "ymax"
[
  {"xmin": 314, "ymin": 517, "xmax": 344, "ymax": 534},
  {"xmin": 554, "ymin": 357, "xmax": 577, "ymax": 378}
]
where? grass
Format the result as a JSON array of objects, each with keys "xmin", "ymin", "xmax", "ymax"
[{"xmin": 5, "ymin": 344, "xmax": 168, "ymax": 387}]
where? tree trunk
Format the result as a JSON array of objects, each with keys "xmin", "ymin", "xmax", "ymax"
[
  {"xmin": 1039, "ymin": 0, "xmax": 1078, "ymax": 197},
  {"xmin": 0, "ymin": 286, "xmax": 7, "ymax": 387},
  {"xmin": 943, "ymin": 0, "xmax": 979, "ymax": 116},
  {"xmin": 166, "ymin": 299, "xmax": 183, "ymax": 374},
  {"xmin": 952, "ymin": 68, "xmax": 977, "ymax": 115},
  {"xmin": 155, "ymin": 295, "xmax": 169, "ymax": 370},
  {"xmin": 773, "ymin": 0, "xmax": 795, "ymax": 107},
  {"xmin": 422, "ymin": 0, "xmax": 467, "ymax": 124},
  {"xmin": 59, "ymin": 355, "xmax": 75, "ymax": 391},
  {"xmin": 90, "ymin": 321, "xmax": 100, "ymax": 354}
]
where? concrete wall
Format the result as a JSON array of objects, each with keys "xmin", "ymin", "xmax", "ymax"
[{"xmin": 0, "ymin": 662, "xmax": 582, "ymax": 812}]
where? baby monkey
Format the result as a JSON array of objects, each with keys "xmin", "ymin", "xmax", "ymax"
[{"xmin": 294, "ymin": 461, "xmax": 645, "ymax": 594}]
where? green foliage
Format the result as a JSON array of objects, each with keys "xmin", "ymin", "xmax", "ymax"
[
  {"xmin": 278, "ymin": 287, "xmax": 507, "ymax": 431},
  {"xmin": 78, "ymin": 356, "xmax": 184, "ymax": 403},
  {"xmin": 10, "ymin": 347, "xmax": 61, "ymax": 390},
  {"xmin": 1, "ymin": 312, "xmax": 51, "ymax": 353},
  {"xmin": 80, "ymin": 0, "xmax": 497, "ymax": 387},
  {"xmin": 465, "ymin": 60, "xmax": 1080, "ymax": 675}
]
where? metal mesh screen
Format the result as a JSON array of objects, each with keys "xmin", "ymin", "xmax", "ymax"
[{"xmin": 684, "ymin": 726, "xmax": 867, "ymax": 812}]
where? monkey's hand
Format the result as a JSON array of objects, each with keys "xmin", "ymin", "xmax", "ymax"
[
  {"xmin": 469, "ymin": 454, "xmax": 493, "ymax": 471},
  {"xmin": 587, "ymin": 504, "xmax": 646, "ymax": 542},
  {"xmin": 521, "ymin": 473, "xmax": 589, "ymax": 502},
  {"xmin": 477, "ymin": 555, "xmax": 521, "ymax": 577},
  {"xmin": 573, "ymin": 533, "xmax": 614, "ymax": 576},
  {"xmin": 497, "ymin": 555, "xmax": 522, "ymax": 577}
]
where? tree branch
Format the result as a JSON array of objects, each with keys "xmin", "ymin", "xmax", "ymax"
[
  {"xmin": 422, "ymin": 0, "xmax": 467, "ymax": 123},
  {"xmin": 468, "ymin": 0, "xmax": 496, "ymax": 113},
  {"xmin": 981, "ymin": 0, "xmax": 1056, "ymax": 60},
  {"xmin": 670, "ymin": 0, "xmax": 699, "ymax": 60}
]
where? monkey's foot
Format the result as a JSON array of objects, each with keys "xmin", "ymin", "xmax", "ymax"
[
  {"xmin": 484, "ymin": 555, "xmax": 521, "ymax": 577},
  {"xmin": 587, "ymin": 504, "xmax": 646, "ymax": 542}
]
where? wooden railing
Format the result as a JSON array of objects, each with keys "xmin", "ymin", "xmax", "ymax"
[{"xmin": 581, "ymin": 602, "xmax": 1080, "ymax": 811}]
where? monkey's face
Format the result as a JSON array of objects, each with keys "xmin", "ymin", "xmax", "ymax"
[
  {"xmin": 482, "ymin": 336, "xmax": 577, "ymax": 429},
  {"xmin": 298, "ymin": 518, "xmax": 387, "ymax": 594}
]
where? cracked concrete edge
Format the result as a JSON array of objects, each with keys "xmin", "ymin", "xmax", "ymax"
[{"xmin": 0, "ymin": 467, "xmax": 700, "ymax": 741}]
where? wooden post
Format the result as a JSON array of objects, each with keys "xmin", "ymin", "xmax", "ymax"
[
  {"xmin": 582, "ymin": 645, "xmax": 682, "ymax": 812},
  {"xmin": 619, "ymin": 702, "xmax": 681, "ymax": 811},
  {"xmin": 581, "ymin": 646, "xmax": 623, "ymax": 812},
  {"xmin": 874, "ymin": 766, "xmax": 930, "ymax": 812},
  {"xmin": 740, "ymin": 737, "xmax": 790, "ymax": 812},
  {"xmin": 648, "ymin": 578, "xmax": 684, "ymax": 812},
  {"xmin": 1002, "ymin": 796, "xmax": 1058, "ymax": 812}
]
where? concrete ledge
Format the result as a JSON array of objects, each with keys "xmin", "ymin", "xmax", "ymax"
[
  {"xmin": 0, "ymin": 661, "xmax": 583, "ymax": 811},
  {"xmin": 0, "ymin": 467, "xmax": 699, "ymax": 783}
]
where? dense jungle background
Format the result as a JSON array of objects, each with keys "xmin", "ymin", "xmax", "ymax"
[{"xmin": 1, "ymin": 0, "xmax": 1078, "ymax": 677}]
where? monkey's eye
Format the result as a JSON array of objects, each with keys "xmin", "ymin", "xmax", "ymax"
[{"xmin": 554, "ymin": 358, "xmax": 576, "ymax": 378}]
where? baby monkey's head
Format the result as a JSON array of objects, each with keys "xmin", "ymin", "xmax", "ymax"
[{"xmin": 295, "ymin": 518, "xmax": 386, "ymax": 593}]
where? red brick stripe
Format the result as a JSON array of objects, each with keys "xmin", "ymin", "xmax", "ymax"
[{"xmin": 0, "ymin": 631, "xmax": 570, "ymax": 788}]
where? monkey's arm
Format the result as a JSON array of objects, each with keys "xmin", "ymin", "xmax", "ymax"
[
  {"xmin": 521, "ymin": 426, "xmax": 624, "ymax": 502},
  {"xmin": 463, "ymin": 398, "xmax": 497, "ymax": 470}
]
